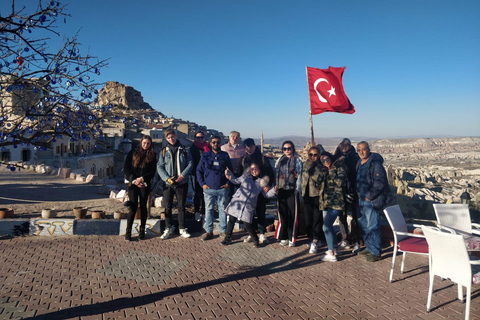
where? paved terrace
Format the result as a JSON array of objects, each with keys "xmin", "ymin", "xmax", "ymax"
[{"xmin": 1, "ymin": 231, "xmax": 479, "ymax": 320}]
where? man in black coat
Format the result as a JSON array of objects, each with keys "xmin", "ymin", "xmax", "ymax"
[{"xmin": 356, "ymin": 141, "xmax": 392, "ymax": 262}]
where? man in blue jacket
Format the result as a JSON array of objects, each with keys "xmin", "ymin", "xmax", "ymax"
[
  {"xmin": 196, "ymin": 136, "xmax": 232, "ymax": 241},
  {"xmin": 356, "ymin": 141, "xmax": 392, "ymax": 262},
  {"xmin": 157, "ymin": 128, "xmax": 193, "ymax": 239}
]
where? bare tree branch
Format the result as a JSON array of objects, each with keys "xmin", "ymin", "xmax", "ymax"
[{"xmin": 0, "ymin": 0, "xmax": 110, "ymax": 150}]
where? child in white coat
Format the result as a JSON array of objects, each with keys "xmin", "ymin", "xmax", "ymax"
[{"xmin": 222, "ymin": 163, "xmax": 275, "ymax": 247}]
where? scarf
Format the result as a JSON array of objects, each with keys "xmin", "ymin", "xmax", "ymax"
[
  {"xmin": 276, "ymin": 155, "xmax": 297, "ymax": 190},
  {"xmin": 193, "ymin": 140, "xmax": 210, "ymax": 153}
]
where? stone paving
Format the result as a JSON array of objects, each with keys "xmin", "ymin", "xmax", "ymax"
[{"xmin": 0, "ymin": 231, "xmax": 479, "ymax": 320}]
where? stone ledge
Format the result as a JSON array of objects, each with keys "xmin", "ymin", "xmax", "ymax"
[{"xmin": 0, "ymin": 214, "xmax": 277, "ymax": 237}]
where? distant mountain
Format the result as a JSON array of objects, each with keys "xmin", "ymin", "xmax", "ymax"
[
  {"xmin": 258, "ymin": 136, "xmax": 377, "ymax": 150},
  {"xmin": 257, "ymin": 135, "xmax": 480, "ymax": 153}
]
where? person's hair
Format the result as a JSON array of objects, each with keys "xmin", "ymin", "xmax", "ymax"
[
  {"xmin": 339, "ymin": 138, "xmax": 351, "ymax": 147},
  {"xmin": 244, "ymin": 138, "xmax": 255, "ymax": 147},
  {"xmin": 210, "ymin": 135, "xmax": 221, "ymax": 143},
  {"xmin": 229, "ymin": 131, "xmax": 240, "ymax": 138},
  {"xmin": 195, "ymin": 131, "xmax": 205, "ymax": 137},
  {"xmin": 281, "ymin": 140, "xmax": 295, "ymax": 154},
  {"xmin": 308, "ymin": 146, "xmax": 321, "ymax": 154},
  {"xmin": 133, "ymin": 135, "xmax": 154, "ymax": 168},
  {"xmin": 357, "ymin": 141, "xmax": 370, "ymax": 151},
  {"xmin": 164, "ymin": 128, "xmax": 176, "ymax": 138}
]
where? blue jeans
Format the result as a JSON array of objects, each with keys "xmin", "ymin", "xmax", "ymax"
[
  {"xmin": 357, "ymin": 198, "xmax": 382, "ymax": 256},
  {"xmin": 322, "ymin": 209, "xmax": 339, "ymax": 251},
  {"xmin": 203, "ymin": 188, "xmax": 227, "ymax": 233}
]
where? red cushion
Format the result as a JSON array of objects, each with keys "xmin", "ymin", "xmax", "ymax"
[{"xmin": 398, "ymin": 237, "xmax": 429, "ymax": 253}]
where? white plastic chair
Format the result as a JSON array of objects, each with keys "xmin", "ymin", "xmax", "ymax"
[
  {"xmin": 383, "ymin": 205, "xmax": 429, "ymax": 282},
  {"xmin": 433, "ymin": 203, "xmax": 480, "ymax": 236},
  {"xmin": 421, "ymin": 225, "xmax": 480, "ymax": 320}
]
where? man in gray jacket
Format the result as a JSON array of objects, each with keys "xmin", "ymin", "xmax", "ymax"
[{"xmin": 157, "ymin": 128, "xmax": 193, "ymax": 239}]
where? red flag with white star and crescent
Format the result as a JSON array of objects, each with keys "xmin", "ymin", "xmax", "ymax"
[{"xmin": 306, "ymin": 66, "xmax": 355, "ymax": 115}]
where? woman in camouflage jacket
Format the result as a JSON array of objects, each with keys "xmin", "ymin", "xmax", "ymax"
[{"xmin": 316, "ymin": 152, "xmax": 347, "ymax": 262}]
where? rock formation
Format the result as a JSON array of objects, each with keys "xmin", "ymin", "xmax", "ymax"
[{"xmin": 97, "ymin": 81, "xmax": 154, "ymax": 110}]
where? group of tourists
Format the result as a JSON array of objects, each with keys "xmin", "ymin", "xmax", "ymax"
[{"xmin": 123, "ymin": 129, "xmax": 392, "ymax": 263}]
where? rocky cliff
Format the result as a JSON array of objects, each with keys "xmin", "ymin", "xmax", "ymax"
[{"xmin": 97, "ymin": 81, "xmax": 154, "ymax": 110}]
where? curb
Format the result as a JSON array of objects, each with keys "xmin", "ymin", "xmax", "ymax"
[{"xmin": 0, "ymin": 215, "xmax": 277, "ymax": 237}]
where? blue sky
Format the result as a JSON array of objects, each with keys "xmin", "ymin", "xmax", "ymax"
[{"xmin": 4, "ymin": 0, "xmax": 480, "ymax": 139}]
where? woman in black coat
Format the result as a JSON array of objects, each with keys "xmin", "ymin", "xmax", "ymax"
[{"xmin": 124, "ymin": 135, "xmax": 157, "ymax": 241}]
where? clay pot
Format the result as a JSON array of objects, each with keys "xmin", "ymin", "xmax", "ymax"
[
  {"xmin": 41, "ymin": 208, "xmax": 57, "ymax": 219},
  {"xmin": 0, "ymin": 208, "xmax": 14, "ymax": 219},
  {"xmin": 73, "ymin": 207, "xmax": 88, "ymax": 219},
  {"xmin": 91, "ymin": 210, "xmax": 105, "ymax": 219},
  {"xmin": 113, "ymin": 212, "xmax": 124, "ymax": 220}
]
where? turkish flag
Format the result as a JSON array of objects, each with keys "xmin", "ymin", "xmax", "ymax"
[{"xmin": 306, "ymin": 66, "xmax": 355, "ymax": 115}]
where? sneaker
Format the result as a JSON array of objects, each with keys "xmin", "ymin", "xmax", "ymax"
[
  {"xmin": 253, "ymin": 241, "xmax": 259, "ymax": 248},
  {"xmin": 321, "ymin": 253, "xmax": 337, "ymax": 262},
  {"xmin": 309, "ymin": 242, "xmax": 318, "ymax": 254},
  {"xmin": 352, "ymin": 242, "xmax": 360, "ymax": 254},
  {"xmin": 244, "ymin": 235, "xmax": 253, "ymax": 243},
  {"xmin": 259, "ymin": 234, "xmax": 268, "ymax": 244},
  {"xmin": 366, "ymin": 253, "xmax": 381, "ymax": 262},
  {"xmin": 201, "ymin": 232, "xmax": 213, "ymax": 241},
  {"xmin": 279, "ymin": 240, "xmax": 288, "ymax": 246},
  {"xmin": 339, "ymin": 240, "xmax": 350, "ymax": 249},
  {"xmin": 288, "ymin": 241, "xmax": 296, "ymax": 247},
  {"xmin": 220, "ymin": 238, "xmax": 232, "ymax": 246},
  {"xmin": 195, "ymin": 212, "xmax": 201, "ymax": 221},
  {"xmin": 179, "ymin": 228, "xmax": 191, "ymax": 238},
  {"xmin": 160, "ymin": 226, "xmax": 175, "ymax": 240}
]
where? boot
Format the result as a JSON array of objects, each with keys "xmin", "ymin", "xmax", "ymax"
[
  {"xmin": 125, "ymin": 231, "xmax": 132, "ymax": 241},
  {"xmin": 139, "ymin": 226, "xmax": 146, "ymax": 240}
]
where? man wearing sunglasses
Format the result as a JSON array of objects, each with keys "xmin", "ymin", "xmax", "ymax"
[{"xmin": 197, "ymin": 136, "xmax": 233, "ymax": 241}]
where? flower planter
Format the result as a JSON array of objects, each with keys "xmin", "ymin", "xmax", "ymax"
[
  {"xmin": 41, "ymin": 208, "xmax": 57, "ymax": 219},
  {"xmin": 73, "ymin": 207, "xmax": 88, "ymax": 219},
  {"xmin": 91, "ymin": 210, "xmax": 106, "ymax": 219},
  {"xmin": 0, "ymin": 208, "xmax": 14, "ymax": 219}
]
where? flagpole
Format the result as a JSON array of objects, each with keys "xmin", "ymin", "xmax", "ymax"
[
  {"xmin": 309, "ymin": 111, "xmax": 315, "ymax": 146},
  {"xmin": 306, "ymin": 66, "xmax": 315, "ymax": 146}
]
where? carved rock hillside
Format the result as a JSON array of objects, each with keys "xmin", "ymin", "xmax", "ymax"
[{"xmin": 97, "ymin": 81, "xmax": 153, "ymax": 110}]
